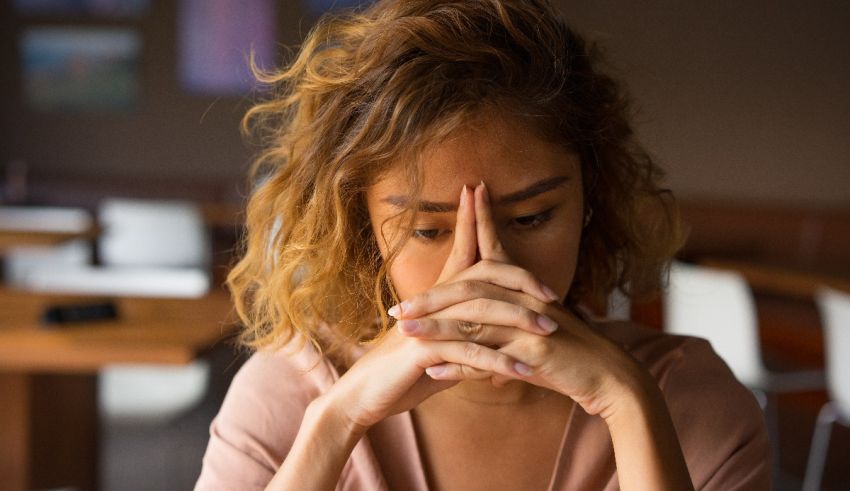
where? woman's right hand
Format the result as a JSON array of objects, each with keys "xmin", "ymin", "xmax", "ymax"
[{"xmin": 324, "ymin": 185, "xmax": 553, "ymax": 431}]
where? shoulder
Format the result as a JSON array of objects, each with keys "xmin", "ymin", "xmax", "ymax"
[
  {"xmin": 594, "ymin": 320, "xmax": 747, "ymax": 391},
  {"xmin": 595, "ymin": 321, "xmax": 771, "ymax": 490},
  {"xmin": 196, "ymin": 337, "xmax": 340, "ymax": 489}
]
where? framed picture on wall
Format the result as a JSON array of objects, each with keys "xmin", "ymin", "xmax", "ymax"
[
  {"xmin": 13, "ymin": 0, "xmax": 150, "ymax": 17},
  {"xmin": 20, "ymin": 27, "xmax": 142, "ymax": 111},
  {"xmin": 177, "ymin": 0, "xmax": 277, "ymax": 95}
]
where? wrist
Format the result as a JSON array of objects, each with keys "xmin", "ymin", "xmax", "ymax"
[
  {"xmin": 597, "ymin": 361, "xmax": 694, "ymax": 490},
  {"xmin": 601, "ymin": 364, "xmax": 663, "ymax": 429},
  {"xmin": 306, "ymin": 393, "xmax": 368, "ymax": 442},
  {"xmin": 265, "ymin": 392, "xmax": 368, "ymax": 490},
  {"xmin": 587, "ymin": 348, "xmax": 662, "ymax": 424}
]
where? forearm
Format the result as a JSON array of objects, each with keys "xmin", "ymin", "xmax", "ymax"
[
  {"xmin": 265, "ymin": 394, "xmax": 365, "ymax": 491},
  {"xmin": 605, "ymin": 373, "xmax": 694, "ymax": 491}
]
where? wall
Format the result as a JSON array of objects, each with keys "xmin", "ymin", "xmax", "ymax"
[
  {"xmin": 2, "ymin": 1, "xmax": 848, "ymax": 208},
  {"xmin": 554, "ymin": 0, "xmax": 850, "ymax": 208},
  {"xmin": 0, "ymin": 1, "xmax": 307, "ymax": 186}
]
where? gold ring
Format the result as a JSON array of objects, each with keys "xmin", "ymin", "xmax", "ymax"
[{"xmin": 457, "ymin": 320, "xmax": 483, "ymax": 336}]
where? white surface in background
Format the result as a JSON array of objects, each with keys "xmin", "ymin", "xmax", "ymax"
[
  {"xmin": 3, "ymin": 239, "xmax": 92, "ymax": 285},
  {"xmin": 0, "ymin": 206, "xmax": 92, "ymax": 233},
  {"xmin": 20, "ymin": 266, "xmax": 210, "ymax": 298},
  {"xmin": 99, "ymin": 361, "xmax": 211, "ymax": 424}
]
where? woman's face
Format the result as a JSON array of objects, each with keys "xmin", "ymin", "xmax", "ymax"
[{"xmin": 365, "ymin": 111, "xmax": 585, "ymax": 303}]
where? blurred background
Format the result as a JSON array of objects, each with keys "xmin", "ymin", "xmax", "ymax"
[{"xmin": 0, "ymin": 0, "xmax": 847, "ymax": 490}]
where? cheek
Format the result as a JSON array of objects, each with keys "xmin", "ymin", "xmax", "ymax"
[
  {"xmin": 389, "ymin": 242, "xmax": 450, "ymax": 301},
  {"xmin": 506, "ymin": 222, "xmax": 582, "ymax": 301}
]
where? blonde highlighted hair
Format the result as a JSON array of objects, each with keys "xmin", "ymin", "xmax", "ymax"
[{"xmin": 227, "ymin": 0, "xmax": 684, "ymax": 362}]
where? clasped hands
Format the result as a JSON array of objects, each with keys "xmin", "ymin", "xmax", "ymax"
[
  {"xmin": 329, "ymin": 182, "xmax": 647, "ymax": 432},
  {"xmin": 388, "ymin": 182, "xmax": 641, "ymax": 416}
]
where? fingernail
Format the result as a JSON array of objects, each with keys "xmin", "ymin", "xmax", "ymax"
[
  {"xmin": 541, "ymin": 284, "xmax": 560, "ymax": 302},
  {"xmin": 459, "ymin": 185, "xmax": 468, "ymax": 207},
  {"xmin": 387, "ymin": 300, "xmax": 411, "ymax": 318},
  {"xmin": 479, "ymin": 181, "xmax": 489, "ymax": 204},
  {"xmin": 514, "ymin": 362, "xmax": 533, "ymax": 376},
  {"xmin": 397, "ymin": 319, "xmax": 420, "ymax": 334},
  {"xmin": 536, "ymin": 314, "xmax": 558, "ymax": 333},
  {"xmin": 426, "ymin": 365, "xmax": 447, "ymax": 377}
]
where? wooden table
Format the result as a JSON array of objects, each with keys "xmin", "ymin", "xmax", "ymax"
[{"xmin": 0, "ymin": 288, "xmax": 237, "ymax": 491}]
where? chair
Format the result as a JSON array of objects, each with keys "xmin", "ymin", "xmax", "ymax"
[
  {"xmin": 803, "ymin": 287, "xmax": 850, "ymax": 491},
  {"xmin": 606, "ymin": 286, "xmax": 631, "ymax": 321},
  {"xmin": 663, "ymin": 261, "xmax": 824, "ymax": 478},
  {"xmin": 95, "ymin": 198, "xmax": 213, "ymax": 423}
]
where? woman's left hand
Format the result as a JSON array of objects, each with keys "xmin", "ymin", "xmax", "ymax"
[{"xmin": 390, "ymin": 183, "xmax": 648, "ymax": 418}]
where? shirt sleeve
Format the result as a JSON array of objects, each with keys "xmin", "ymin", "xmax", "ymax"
[
  {"xmin": 658, "ymin": 336, "xmax": 771, "ymax": 491},
  {"xmin": 194, "ymin": 351, "xmax": 324, "ymax": 491}
]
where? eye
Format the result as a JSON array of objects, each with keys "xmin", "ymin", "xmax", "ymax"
[
  {"xmin": 511, "ymin": 208, "xmax": 555, "ymax": 229},
  {"xmin": 412, "ymin": 228, "xmax": 448, "ymax": 241}
]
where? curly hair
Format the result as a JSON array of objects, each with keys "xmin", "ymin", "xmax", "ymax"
[{"xmin": 227, "ymin": 0, "xmax": 685, "ymax": 362}]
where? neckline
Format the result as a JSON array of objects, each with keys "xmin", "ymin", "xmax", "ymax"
[{"xmin": 402, "ymin": 398, "xmax": 579, "ymax": 491}]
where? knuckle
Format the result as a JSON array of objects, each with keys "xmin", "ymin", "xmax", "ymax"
[
  {"xmin": 409, "ymin": 338, "xmax": 435, "ymax": 361},
  {"xmin": 470, "ymin": 297, "xmax": 489, "ymax": 315},
  {"xmin": 456, "ymin": 279, "xmax": 477, "ymax": 297},
  {"xmin": 407, "ymin": 336, "xmax": 426, "ymax": 352},
  {"xmin": 416, "ymin": 290, "xmax": 433, "ymax": 309},
  {"xmin": 521, "ymin": 269, "xmax": 539, "ymax": 288},
  {"xmin": 403, "ymin": 342, "xmax": 423, "ymax": 362},
  {"xmin": 496, "ymin": 353, "xmax": 515, "ymax": 373},
  {"xmin": 462, "ymin": 342, "xmax": 482, "ymax": 362},
  {"xmin": 520, "ymin": 307, "xmax": 539, "ymax": 330},
  {"xmin": 458, "ymin": 364, "xmax": 476, "ymax": 379},
  {"xmin": 525, "ymin": 337, "xmax": 552, "ymax": 361}
]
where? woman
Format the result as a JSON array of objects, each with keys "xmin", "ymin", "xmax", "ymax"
[{"xmin": 197, "ymin": 1, "xmax": 769, "ymax": 489}]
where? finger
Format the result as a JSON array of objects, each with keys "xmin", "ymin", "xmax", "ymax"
[
  {"xmin": 398, "ymin": 317, "xmax": 518, "ymax": 344},
  {"xmin": 390, "ymin": 276, "xmax": 544, "ymax": 320},
  {"xmin": 436, "ymin": 185, "xmax": 477, "ymax": 284},
  {"xmin": 423, "ymin": 339, "xmax": 532, "ymax": 378},
  {"xmin": 424, "ymin": 363, "xmax": 493, "ymax": 381},
  {"xmin": 432, "ymin": 298, "xmax": 558, "ymax": 335},
  {"xmin": 475, "ymin": 181, "xmax": 511, "ymax": 263},
  {"xmin": 392, "ymin": 282, "xmax": 558, "ymax": 334},
  {"xmin": 453, "ymin": 260, "xmax": 560, "ymax": 303}
]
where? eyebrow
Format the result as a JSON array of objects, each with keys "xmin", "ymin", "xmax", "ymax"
[{"xmin": 381, "ymin": 175, "xmax": 570, "ymax": 213}]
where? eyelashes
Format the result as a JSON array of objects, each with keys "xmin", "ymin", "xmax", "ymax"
[
  {"xmin": 512, "ymin": 207, "xmax": 554, "ymax": 229},
  {"xmin": 411, "ymin": 207, "xmax": 557, "ymax": 242},
  {"xmin": 411, "ymin": 228, "xmax": 447, "ymax": 241}
]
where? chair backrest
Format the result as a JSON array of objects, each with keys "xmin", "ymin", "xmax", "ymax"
[
  {"xmin": 98, "ymin": 198, "xmax": 210, "ymax": 268},
  {"xmin": 606, "ymin": 287, "xmax": 631, "ymax": 321},
  {"xmin": 815, "ymin": 287, "xmax": 850, "ymax": 414},
  {"xmin": 664, "ymin": 262, "xmax": 765, "ymax": 386}
]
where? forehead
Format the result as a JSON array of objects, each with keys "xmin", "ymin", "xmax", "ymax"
[{"xmin": 369, "ymin": 111, "xmax": 580, "ymax": 200}]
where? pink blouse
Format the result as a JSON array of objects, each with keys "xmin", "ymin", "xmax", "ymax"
[{"xmin": 195, "ymin": 321, "xmax": 770, "ymax": 490}]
